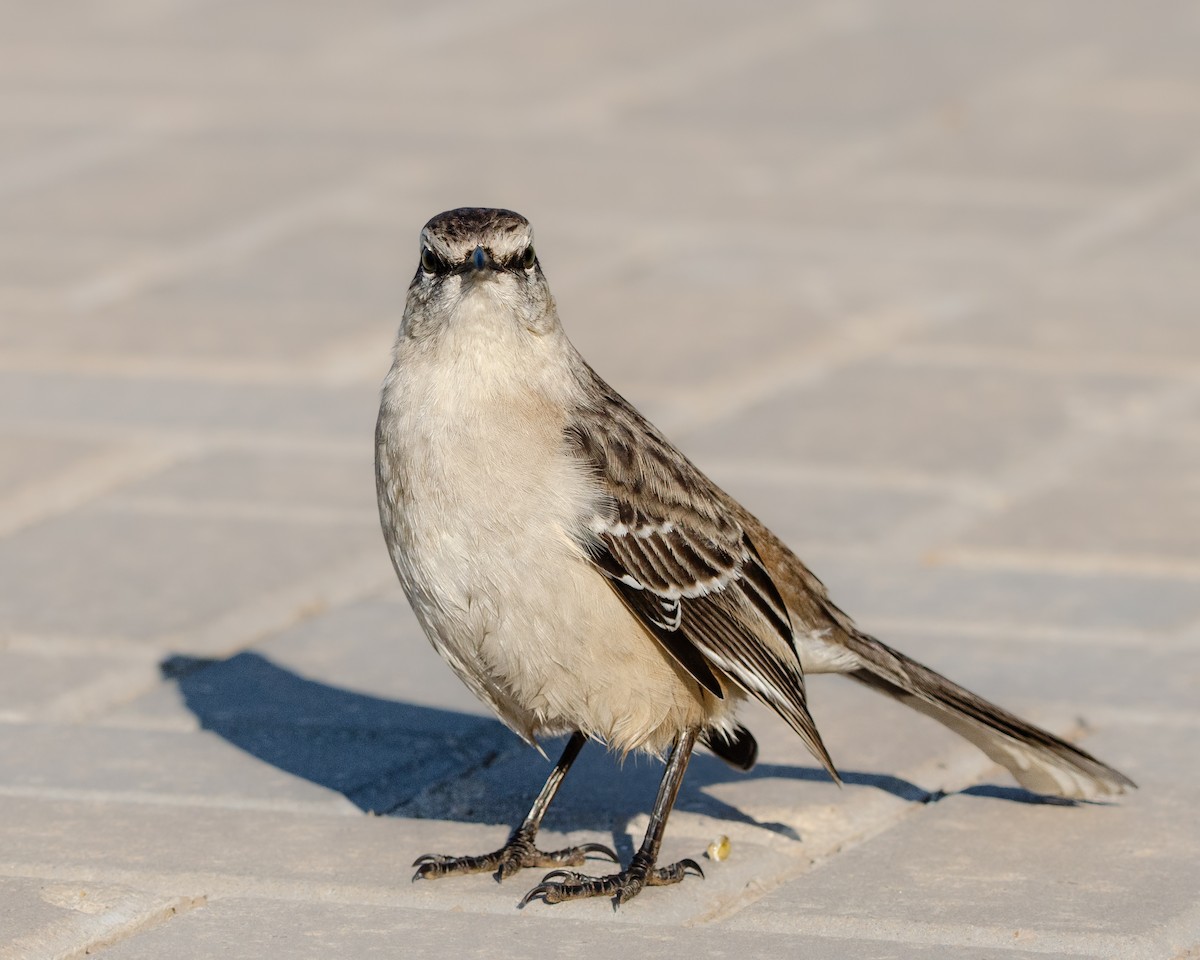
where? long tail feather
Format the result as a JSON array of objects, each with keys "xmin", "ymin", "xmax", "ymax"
[{"xmin": 845, "ymin": 633, "xmax": 1136, "ymax": 799}]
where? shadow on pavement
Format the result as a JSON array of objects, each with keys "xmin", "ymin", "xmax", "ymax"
[{"xmin": 161, "ymin": 651, "xmax": 1069, "ymax": 853}]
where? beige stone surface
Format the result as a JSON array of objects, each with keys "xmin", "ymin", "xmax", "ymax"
[{"xmin": 0, "ymin": 1, "xmax": 1197, "ymax": 957}]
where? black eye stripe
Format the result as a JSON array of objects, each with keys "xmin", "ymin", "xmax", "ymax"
[{"xmin": 418, "ymin": 243, "xmax": 536, "ymax": 275}]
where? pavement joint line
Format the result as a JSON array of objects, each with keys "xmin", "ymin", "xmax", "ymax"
[
  {"xmin": 306, "ymin": 325, "xmax": 398, "ymax": 384},
  {"xmin": 696, "ymin": 457, "xmax": 1004, "ymax": 504},
  {"xmin": 0, "ymin": 856, "xmax": 749, "ymax": 919},
  {"xmin": 0, "ymin": 128, "xmax": 160, "ymax": 202},
  {"xmin": 64, "ymin": 163, "xmax": 397, "ymax": 311},
  {"xmin": 728, "ymin": 910, "xmax": 1152, "ymax": 958},
  {"xmin": 661, "ymin": 301, "xmax": 963, "ymax": 435},
  {"xmin": 658, "ymin": 91, "xmax": 1200, "ymax": 482},
  {"xmin": 0, "ymin": 419, "xmax": 372, "ymax": 457},
  {"xmin": 777, "ymin": 43, "xmax": 1110, "ymax": 191},
  {"xmin": 0, "ymin": 552, "xmax": 394, "ymax": 728},
  {"xmin": 157, "ymin": 551, "xmax": 394, "ymax": 662},
  {"xmin": 891, "ymin": 342, "xmax": 1200, "ymax": 379},
  {"xmin": 56, "ymin": 895, "xmax": 208, "ymax": 960},
  {"xmin": 28, "ymin": 662, "xmax": 169, "ymax": 725},
  {"xmin": 172, "ymin": 434, "xmax": 370, "ymax": 459},
  {"xmin": 1049, "ymin": 704, "xmax": 1200, "ymax": 730},
  {"xmin": 0, "ymin": 436, "xmax": 196, "ymax": 539},
  {"xmin": 0, "ymin": 741, "xmax": 1011, "ymax": 930},
  {"xmin": 874, "ymin": 373, "xmax": 1200, "ymax": 558},
  {"xmin": 752, "ymin": 229, "xmax": 1031, "ymax": 261},
  {"xmin": 740, "ymin": 43, "xmax": 1070, "ymax": 191},
  {"xmin": 0, "ymin": 890, "xmax": 205, "ymax": 960},
  {"xmin": 924, "ymin": 546, "xmax": 1200, "ymax": 582},
  {"xmin": 0, "ymin": 634, "xmax": 166, "ymax": 659},
  {"xmin": 97, "ymin": 497, "xmax": 377, "ymax": 528},
  {"xmin": 0, "ymin": 864, "xmax": 436, "ymax": 912},
  {"xmin": 0, "ymin": 736, "xmax": 997, "ymax": 926},
  {"xmin": 0, "ymin": 709, "xmax": 198, "ymax": 731},
  {"xmin": 0, "ymin": 785, "xmax": 357, "ymax": 816},
  {"xmin": 1047, "ymin": 154, "xmax": 1200, "ymax": 259},
  {"xmin": 317, "ymin": 0, "xmax": 566, "ymax": 73},
  {"xmin": 0, "ymin": 319, "xmax": 396, "ymax": 386},
  {"xmin": 1147, "ymin": 903, "xmax": 1200, "ymax": 960},
  {"xmin": 0, "ymin": 351, "xmax": 373, "ymax": 384},
  {"xmin": 863, "ymin": 171, "xmax": 1114, "ymax": 208},
  {"xmin": 687, "ymin": 730, "xmax": 1075, "ymax": 927},
  {"xmin": 537, "ymin": 1, "xmax": 874, "ymax": 130},
  {"xmin": 858, "ymin": 616, "xmax": 1192, "ymax": 651},
  {"xmin": 978, "ymin": 42, "xmax": 1106, "ymax": 105},
  {"xmin": 0, "ymin": 285, "xmax": 48, "ymax": 309},
  {"xmin": 68, "ymin": 713, "xmax": 202, "ymax": 734}
]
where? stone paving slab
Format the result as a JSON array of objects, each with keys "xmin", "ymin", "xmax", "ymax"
[
  {"xmin": 726, "ymin": 724, "xmax": 1199, "ymax": 960},
  {"xmin": 0, "ymin": 371, "xmax": 379, "ymax": 440},
  {"xmin": 0, "ymin": 432, "xmax": 114, "ymax": 499},
  {"xmin": 809, "ymin": 554, "xmax": 1200, "ymax": 639},
  {"xmin": 950, "ymin": 433, "xmax": 1200, "ymax": 564},
  {"xmin": 1, "ymin": 216, "xmax": 407, "ymax": 367},
  {"xmin": 0, "ymin": 795, "xmax": 799, "ymax": 928},
  {"xmin": 91, "ymin": 897, "xmax": 1100, "ymax": 960},
  {"xmin": 687, "ymin": 358, "xmax": 1162, "ymax": 479},
  {"xmin": 0, "ymin": 648, "xmax": 160, "ymax": 724},
  {"xmin": 0, "ymin": 505, "xmax": 378, "ymax": 643},
  {"xmin": 0, "ymin": 877, "xmax": 194, "ymax": 960},
  {"xmin": 0, "ymin": 724, "xmax": 357, "ymax": 813}
]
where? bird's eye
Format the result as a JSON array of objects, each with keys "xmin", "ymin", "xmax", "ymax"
[
  {"xmin": 420, "ymin": 246, "xmax": 443, "ymax": 275},
  {"xmin": 521, "ymin": 245, "xmax": 537, "ymax": 270}
]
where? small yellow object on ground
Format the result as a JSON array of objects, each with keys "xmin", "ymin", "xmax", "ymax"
[{"xmin": 706, "ymin": 835, "xmax": 731, "ymax": 862}]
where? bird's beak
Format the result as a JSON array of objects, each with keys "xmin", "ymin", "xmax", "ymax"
[{"xmin": 454, "ymin": 245, "xmax": 495, "ymax": 282}]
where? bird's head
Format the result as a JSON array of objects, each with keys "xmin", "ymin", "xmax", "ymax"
[{"xmin": 402, "ymin": 207, "xmax": 558, "ymax": 340}]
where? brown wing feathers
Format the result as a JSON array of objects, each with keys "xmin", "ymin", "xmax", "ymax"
[{"xmin": 568, "ymin": 374, "xmax": 840, "ymax": 782}]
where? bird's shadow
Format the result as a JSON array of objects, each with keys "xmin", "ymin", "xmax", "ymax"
[{"xmin": 161, "ymin": 651, "xmax": 1074, "ymax": 856}]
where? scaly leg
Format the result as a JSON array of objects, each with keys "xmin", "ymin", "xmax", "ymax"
[
  {"xmin": 520, "ymin": 728, "xmax": 704, "ymax": 907},
  {"xmin": 412, "ymin": 732, "xmax": 617, "ymax": 882}
]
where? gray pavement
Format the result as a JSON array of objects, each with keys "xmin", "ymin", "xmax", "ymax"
[{"xmin": 1, "ymin": 2, "xmax": 1198, "ymax": 958}]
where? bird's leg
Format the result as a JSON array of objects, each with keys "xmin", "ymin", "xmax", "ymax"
[
  {"xmin": 521, "ymin": 728, "xmax": 704, "ymax": 907},
  {"xmin": 412, "ymin": 731, "xmax": 617, "ymax": 882}
]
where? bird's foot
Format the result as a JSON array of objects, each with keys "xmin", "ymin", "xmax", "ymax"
[
  {"xmin": 412, "ymin": 825, "xmax": 618, "ymax": 883},
  {"xmin": 519, "ymin": 851, "xmax": 704, "ymax": 907}
]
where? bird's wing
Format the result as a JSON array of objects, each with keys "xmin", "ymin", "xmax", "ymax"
[{"xmin": 566, "ymin": 375, "xmax": 838, "ymax": 780}]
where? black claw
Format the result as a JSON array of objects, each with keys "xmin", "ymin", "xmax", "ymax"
[
  {"xmin": 518, "ymin": 883, "xmax": 556, "ymax": 908},
  {"xmin": 614, "ymin": 886, "xmax": 640, "ymax": 907},
  {"xmin": 679, "ymin": 858, "xmax": 705, "ymax": 878},
  {"xmin": 539, "ymin": 869, "xmax": 581, "ymax": 884},
  {"xmin": 412, "ymin": 856, "xmax": 443, "ymax": 881},
  {"xmin": 494, "ymin": 859, "xmax": 520, "ymax": 882},
  {"xmin": 576, "ymin": 842, "xmax": 620, "ymax": 863}
]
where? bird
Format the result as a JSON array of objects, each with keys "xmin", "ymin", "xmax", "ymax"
[{"xmin": 374, "ymin": 207, "xmax": 1135, "ymax": 907}]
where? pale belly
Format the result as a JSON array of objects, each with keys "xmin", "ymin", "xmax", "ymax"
[
  {"xmin": 375, "ymin": 323, "xmax": 736, "ymax": 754},
  {"xmin": 380, "ymin": 480, "xmax": 730, "ymax": 755}
]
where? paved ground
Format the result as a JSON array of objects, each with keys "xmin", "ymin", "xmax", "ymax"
[{"xmin": 1, "ymin": 2, "xmax": 1198, "ymax": 958}]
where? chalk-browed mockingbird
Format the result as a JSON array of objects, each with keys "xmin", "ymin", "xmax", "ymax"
[{"xmin": 375, "ymin": 207, "xmax": 1134, "ymax": 907}]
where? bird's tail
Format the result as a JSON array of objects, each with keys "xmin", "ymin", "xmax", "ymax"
[
  {"xmin": 734, "ymin": 508, "xmax": 1134, "ymax": 799},
  {"xmin": 844, "ymin": 632, "xmax": 1135, "ymax": 799}
]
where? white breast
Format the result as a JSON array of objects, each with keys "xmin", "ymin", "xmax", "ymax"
[
  {"xmin": 376, "ymin": 306, "xmax": 604, "ymax": 732},
  {"xmin": 375, "ymin": 300, "xmax": 731, "ymax": 753}
]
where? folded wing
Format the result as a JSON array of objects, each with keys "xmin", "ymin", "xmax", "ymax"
[{"xmin": 567, "ymin": 372, "xmax": 839, "ymax": 781}]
